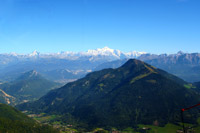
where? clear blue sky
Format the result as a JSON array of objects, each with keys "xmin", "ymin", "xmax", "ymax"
[{"xmin": 0, "ymin": 0, "xmax": 199, "ymax": 54}]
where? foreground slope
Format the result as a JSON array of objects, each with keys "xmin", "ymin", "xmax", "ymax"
[
  {"xmin": 0, "ymin": 103, "xmax": 58, "ymax": 132},
  {"xmin": 18, "ymin": 59, "xmax": 200, "ymax": 129}
]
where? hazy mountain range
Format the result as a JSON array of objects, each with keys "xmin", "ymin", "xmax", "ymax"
[{"xmin": 0, "ymin": 47, "xmax": 200, "ymax": 83}]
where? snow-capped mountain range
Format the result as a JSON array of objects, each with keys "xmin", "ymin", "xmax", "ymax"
[
  {"xmin": 0, "ymin": 47, "xmax": 147, "ymax": 83},
  {"xmin": 4, "ymin": 47, "xmax": 147, "ymax": 60},
  {"xmin": 1, "ymin": 47, "xmax": 200, "ymax": 83}
]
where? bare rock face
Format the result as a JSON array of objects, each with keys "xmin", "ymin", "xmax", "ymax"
[{"xmin": 0, "ymin": 89, "xmax": 16, "ymax": 105}]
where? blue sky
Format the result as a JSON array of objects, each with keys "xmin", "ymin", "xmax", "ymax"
[{"xmin": 0, "ymin": 0, "xmax": 199, "ymax": 54}]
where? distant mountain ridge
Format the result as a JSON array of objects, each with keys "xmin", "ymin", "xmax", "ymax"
[
  {"xmin": 0, "ymin": 47, "xmax": 146, "ymax": 83},
  {"xmin": 138, "ymin": 52, "xmax": 200, "ymax": 82},
  {"xmin": 92, "ymin": 50, "xmax": 200, "ymax": 82},
  {"xmin": 2, "ymin": 47, "xmax": 146, "ymax": 61},
  {"xmin": 1, "ymin": 48, "xmax": 199, "ymax": 63},
  {"xmin": 0, "ymin": 47, "xmax": 200, "ymax": 82},
  {"xmin": 139, "ymin": 51, "xmax": 200, "ymax": 64},
  {"xmin": 17, "ymin": 70, "xmax": 41, "ymax": 81},
  {"xmin": 0, "ymin": 70, "xmax": 60, "ymax": 105}
]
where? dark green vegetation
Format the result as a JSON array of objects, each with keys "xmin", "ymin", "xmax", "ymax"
[
  {"xmin": 17, "ymin": 59, "xmax": 200, "ymax": 131},
  {"xmin": 194, "ymin": 81, "xmax": 200, "ymax": 89},
  {"xmin": 0, "ymin": 70, "xmax": 60, "ymax": 105},
  {"xmin": 0, "ymin": 103, "xmax": 58, "ymax": 133}
]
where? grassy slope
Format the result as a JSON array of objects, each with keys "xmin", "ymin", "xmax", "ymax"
[
  {"xmin": 138, "ymin": 123, "xmax": 181, "ymax": 133},
  {"xmin": 0, "ymin": 103, "xmax": 59, "ymax": 133},
  {"xmin": 0, "ymin": 103, "xmax": 33, "ymax": 122}
]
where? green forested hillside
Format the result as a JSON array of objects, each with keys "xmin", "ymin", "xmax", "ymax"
[
  {"xmin": 17, "ymin": 59, "xmax": 200, "ymax": 131},
  {"xmin": 194, "ymin": 82, "xmax": 200, "ymax": 88},
  {"xmin": 0, "ymin": 103, "xmax": 59, "ymax": 133}
]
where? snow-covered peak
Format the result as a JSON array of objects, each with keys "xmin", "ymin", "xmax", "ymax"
[
  {"xmin": 97, "ymin": 46, "xmax": 114, "ymax": 52},
  {"xmin": 87, "ymin": 47, "xmax": 113, "ymax": 54},
  {"xmin": 29, "ymin": 50, "xmax": 40, "ymax": 56},
  {"xmin": 85, "ymin": 47, "xmax": 123, "ymax": 58}
]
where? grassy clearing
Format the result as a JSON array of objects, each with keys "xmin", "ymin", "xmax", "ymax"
[
  {"xmin": 130, "ymin": 72, "xmax": 151, "ymax": 84},
  {"xmin": 184, "ymin": 84, "xmax": 196, "ymax": 89},
  {"xmin": 31, "ymin": 112, "xmax": 200, "ymax": 133},
  {"xmin": 138, "ymin": 123, "xmax": 182, "ymax": 133},
  {"xmin": 33, "ymin": 114, "xmax": 59, "ymax": 123}
]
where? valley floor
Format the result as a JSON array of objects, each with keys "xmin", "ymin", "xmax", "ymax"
[{"xmin": 26, "ymin": 112, "xmax": 200, "ymax": 133}]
